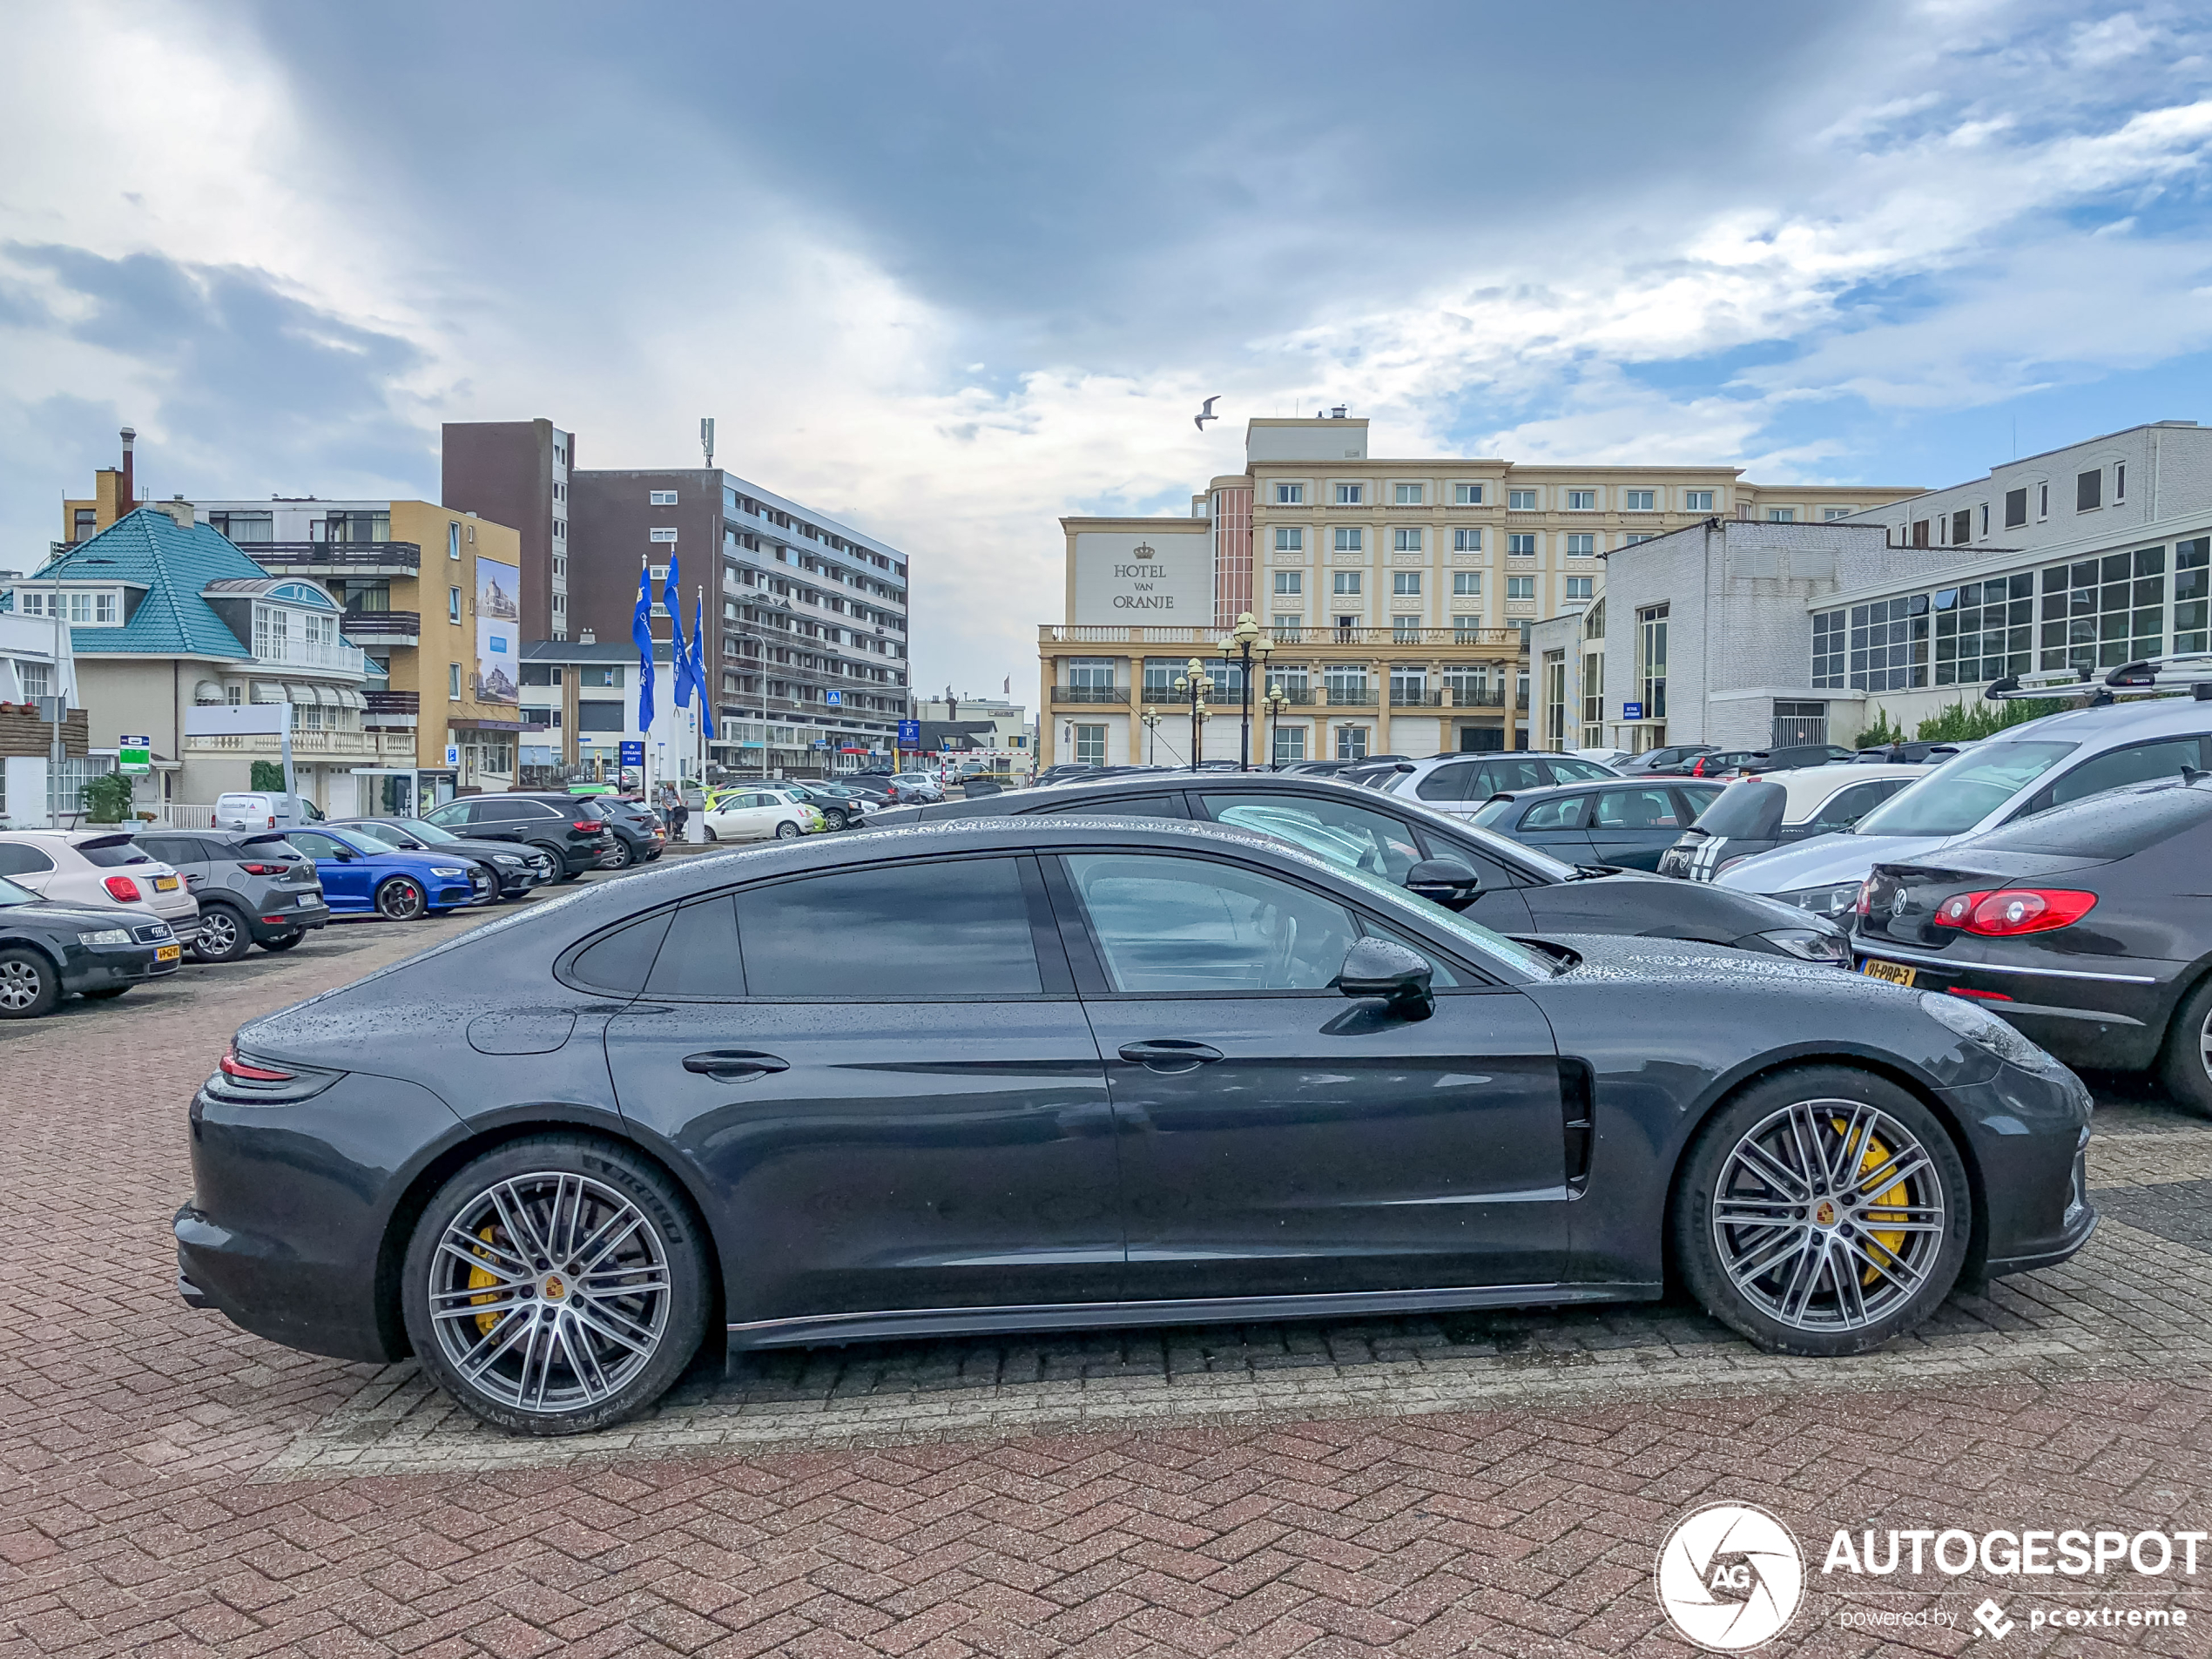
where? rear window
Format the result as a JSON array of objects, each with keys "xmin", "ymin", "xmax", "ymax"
[
  {"xmin": 75, "ymin": 840, "xmax": 152, "ymax": 867},
  {"xmin": 1548, "ymin": 757, "xmax": 1615, "ymax": 781},
  {"xmin": 1691, "ymin": 780, "xmax": 1787, "ymax": 840},
  {"xmin": 1965, "ymin": 783, "xmax": 2212, "ymax": 860},
  {"xmin": 1468, "ymin": 798, "xmax": 1515, "ymax": 827}
]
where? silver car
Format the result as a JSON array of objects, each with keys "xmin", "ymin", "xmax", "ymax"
[{"xmin": 0, "ymin": 829, "xmax": 201, "ymax": 947}]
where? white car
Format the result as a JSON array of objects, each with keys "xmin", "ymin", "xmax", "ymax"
[
  {"xmin": 0, "ymin": 829, "xmax": 200, "ymax": 947},
  {"xmin": 703, "ymin": 789, "xmax": 822, "ymax": 842},
  {"xmin": 214, "ymin": 791, "xmax": 325, "ymax": 832},
  {"xmin": 1377, "ymin": 751, "xmax": 1621, "ymax": 816},
  {"xmin": 1656, "ymin": 763, "xmax": 1930, "ymax": 882}
]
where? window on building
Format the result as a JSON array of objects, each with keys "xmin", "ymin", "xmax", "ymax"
[
  {"xmin": 1453, "ymin": 483, "xmax": 1484, "ymax": 505},
  {"xmin": 2040, "ymin": 547, "xmax": 2167, "ymax": 671},
  {"xmin": 2036, "ymin": 482, "xmax": 2049, "ymax": 519},
  {"xmin": 1453, "ymin": 529, "xmax": 1482, "ymax": 552},
  {"xmin": 1850, "ymin": 595, "xmax": 1930, "ymax": 691},
  {"xmin": 1273, "ymin": 570, "xmax": 1303, "ymax": 596},
  {"xmin": 1394, "ymin": 483, "xmax": 1424, "ymax": 505},
  {"xmin": 2175, "ymin": 537, "xmax": 2209, "ymax": 654},
  {"xmin": 1768, "ymin": 508, "xmax": 1797, "ymax": 523},
  {"xmin": 448, "ymin": 586, "xmax": 462, "ymax": 623},
  {"xmin": 1392, "ymin": 616, "xmax": 1422, "ymax": 642},
  {"xmin": 1581, "ymin": 648, "xmax": 1605, "ymax": 745},
  {"xmin": 1332, "ymin": 571, "xmax": 1362, "ymax": 596},
  {"xmin": 1274, "ymin": 527, "xmax": 1304, "ymax": 550},
  {"xmin": 2077, "ymin": 469, "xmax": 2102, "ymax": 512},
  {"xmin": 2115, "ymin": 462, "xmax": 2127, "ymax": 503},
  {"xmin": 1323, "ymin": 664, "xmax": 1369, "ymax": 700},
  {"xmin": 1565, "ymin": 533, "xmax": 1595, "ymax": 556},
  {"xmin": 1392, "ymin": 528, "xmax": 1421, "ymax": 553},
  {"xmin": 1952, "ymin": 508, "xmax": 1972, "ymax": 544},
  {"xmin": 18, "ymin": 662, "xmax": 52, "ymax": 699},
  {"xmin": 1272, "ymin": 724, "xmax": 1306, "ymax": 764},
  {"xmin": 1823, "ymin": 507, "xmax": 1854, "ymax": 522},
  {"xmin": 71, "ymin": 508, "xmax": 96, "ymax": 543},
  {"xmin": 1620, "ymin": 489, "xmax": 1655, "ymax": 511},
  {"xmin": 1453, "ymin": 616, "xmax": 1484, "ymax": 641},
  {"xmin": 1508, "ymin": 489, "xmax": 1538, "ymax": 510},
  {"xmin": 1276, "ymin": 482, "xmax": 1305, "ymax": 505},
  {"xmin": 650, "ymin": 528, "xmax": 679, "ymax": 544},
  {"xmin": 2004, "ymin": 488, "xmax": 2028, "ymax": 529},
  {"xmin": 1507, "ymin": 533, "xmax": 1537, "ymax": 556},
  {"xmin": 1811, "ymin": 610, "xmax": 1845, "ymax": 688},
  {"xmin": 448, "ymin": 662, "xmax": 462, "ymax": 699},
  {"xmin": 1636, "ymin": 603, "xmax": 1669, "ymax": 720},
  {"xmin": 1073, "ymin": 725, "xmax": 1107, "ymax": 767},
  {"xmin": 1543, "ymin": 651, "xmax": 1567, "ymax": 751},
  {"xmin": 1624, "ymin": 534, "xmax": 1656, "ymax": 545},
  {"xmin": 1392, "ymin": 571, "xmax": 1420, "ymax": 597},
  {"xmin": 650, "ymin": 489, "xmax": 678, "ymax": 506},
  {"xmin": 1566, "ymin": 489, "xmax": 1597, "ymax": 510},
  {"xmin": 1506, "ymin": 576, "xmax": 1535, "ymax": 600},
  {"xmin": 1683, "ymin": 490, "xmax": 1715, "ymax": 512},
  {"xmin": 1335, "ymin": 483, "xmax": 1364, "ymax": 505},
  {"xmin": 1453, "ymin": 571, "xmax": 1481, "ymax": 597},
  {"xmin": 1935, "ymin": 572, "xmax": 2034, "ymax": 686},
  {"xmin": 1912, "ymin": 519, "xmax": 1930, "ymax": 548},
  {"xmin": 1334, "ymin": 527, "xmax": 1363, "ymax": 551},
  {"xmin": 1334, "ymin": 725, "xmax": 1369, "ymax": 760},
  {"xmin": 1566, "ymin": 577, "xmax": 1594, "ymax": 600}
]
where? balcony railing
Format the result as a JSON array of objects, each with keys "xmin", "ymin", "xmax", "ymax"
[
  {"xmin": 185, "ymin": 730, "xmax": 417, "ymax": 759},
  {"xmin": 365, "ymin": 690, "xmax": 419, "ymax": 718},
  {"xmin": 1322, "ymin": 687, "xmax": 1379, "ymax": 706},
  {"xmin": 249, "ymin": 542, "xmax": 422, "ymax": 571},
  {"xmin": 1043, "ymin": 624, "xmax": 1523, "ymax": 650},
  {"xmin": 1391, "ymin": 690, "xmax": 1445, "ymax": 706},
  {"xmin": 253, "ymin": 637, "xmax": 368, "ymax": 675},
  {"xmin": 1447, "ymin": 687, "xmax": 1506, "ymax": 708},
  {"xmin": 1051, "ymin": 685, "xmax": 1129, "ymax": 705},
  {"xmin": 337, "ymin": 610, "xmax": 421, "ymax": 640}
]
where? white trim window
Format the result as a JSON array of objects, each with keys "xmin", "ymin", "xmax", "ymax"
[
  {"xmin": 1334, "ymin": 482, "xmax": 1364, "ymax": 505},
  {"xmin": 1684, "ymin": 489, "xmax": 1715, "ymax": 511},
  {"xmin": 1332, "ymin": 571, "xmax": 1362, "ymax": 596},
  {"xmin": 1453, "ymin": 483, "xmax": 1484, "ymax": 505},
  {"xmin": 650, "ymin": 527, "xmax": 680, "ymax": 543},
  {"xmin": 1392, "ymin": 571, "xmax": 1421, "ymax": 597},
  {"xmin": 1507, "ymin": 576, "xmax": 1536, "ymax": 600},
  {"xmin": 1273, "ymin": 571, "xmax": 1303, "ymax": 596},
  {"xmin": 1622, "ymin": 489, "xmax": 1656, "ymax": 511},
  {"xmin": 1453, "ymin": 529, "xmax": 1482, "ymax": 551},
  {"xmin": 448, "ymin": 523, "xmax": 461, "ymax": 560},
  {"xmin": 1822, "ymin": 507, "xmax": 1855, "ymax": 521},
  {"xmin": 1274, "ymin": 527, "xmax": 1304, "ymax": 550},
  {"xmin": 1453, "ymin": 571, "xmax": 1481, "ymax": 597},
  {"xmin": 1565, "ymin": 533, "xmax": 1595, "ymax": 556},
  {"xmin": 1507, "ymin": 533, "xmax": 1537, "ymax": 556},
  {"xmin": 1566, "ymin": 576, "xmax": 1595, "ymax": 600},
  {"xmin": 1507, "ymin": 489, "xmax": 1538, "ymax": 510},
  {"xmin": 649, "ymin": 489, "xmax": 679, "ymax": 506},
  {"xmin": 1393, "ymin": 483, "xmax": 1424, "ymax": 505},
  {"xmin": 1334, "ymin": 527, "xmax": 1363, "ymax": 552},
  {"xmin": 1275, "ymin": 482, "xmax": 1305, "ymax": 505},
  {"xmin": 1566, "ymin": 489, "xmax": 1597, "ymax": 510},
  {"xmin": 1393, "ymin": 528, "xmax": 1422, "ymax": 552}
]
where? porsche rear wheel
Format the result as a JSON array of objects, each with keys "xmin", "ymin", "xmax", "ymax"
[{"xmin": 1673, "ymin": 1067, "xmax": 1970, "ymax": 1356}]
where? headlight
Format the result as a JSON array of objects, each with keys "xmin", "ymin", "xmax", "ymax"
[
  {"xmin": 431, "ymin": 865, "xmax": 469, "ymax": 877},
  {"xmin": 493, "ymin": 855, "xmax": 523, "ymax": 867},
  {"xmin": 1757, "ymin": 927, "xmax": 1848, "ymax": 964},
  {"xmin": 1774, "ymin": 881, "xmax": 1862, "ymax": 920},
  {"xmin": 1919, "ymin": 990, "xmax": 2072, "ymax": 1075},
  {"xmin": 78, "ymin": 928, "xmax": 132, "ymax": 946}
]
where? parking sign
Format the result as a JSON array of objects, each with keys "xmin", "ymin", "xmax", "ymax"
[{"xmin": 897, "ymin": 719, "xmax": 921, "ymax": 745}]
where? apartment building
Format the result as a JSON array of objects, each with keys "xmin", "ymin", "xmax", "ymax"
[
  {"xmin": 517, "ymin": 637, "xmax": 638, "ymax": 779},
  {"xmin": 446, "ymin": 424, "xmax": 915, "ymax": 778},
  {"xmin": 441, "ymin": 420, "xmax": 575, "ymax": 641},
  {"xmin": 191, "ymin": 497, "xmax": 524, "ymax": 800},
  {"xmin": 1040, "ymin": 416, "xmax": 1919, "ymax": 767}
]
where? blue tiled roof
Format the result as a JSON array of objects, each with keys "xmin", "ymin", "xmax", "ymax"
[{"xmin": 35, "ymin": 509, "xmax": 277, "ymax": 660}]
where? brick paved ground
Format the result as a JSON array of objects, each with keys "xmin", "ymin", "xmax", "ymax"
[{"xmin": 3, "ymin": 885, "xmax": 2209, "ymax": 1657}]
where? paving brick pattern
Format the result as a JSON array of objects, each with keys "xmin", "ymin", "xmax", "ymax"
[{"xmin": 3, "ymin": 892, "xmax": 2209, "ymax": 1656}]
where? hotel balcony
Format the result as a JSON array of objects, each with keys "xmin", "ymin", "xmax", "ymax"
[
  {"xmin": 253, "ymin": 637, "xmax": 369, "ymax": 676},
  {"xmin": 337, "ymin": 610, "xmax": 421, "ymax": 646},
  {"xmin": 1049, "ymin": 685, "xmax": 1130, "ymax": 705},
  {"xmin": 364, "ymin": 690, "xmax": 420, "ymax": 728},
  {"xmin": 185, "ymin": 729, "xmax": 418, "ymax": 760},
  {"xmin": 1042, "ymin": 624, "xmax": 1523, "ymax": 651},
  {"xmin": 250, "ymin": 542, "xmax": 422, "ymax": 573}
]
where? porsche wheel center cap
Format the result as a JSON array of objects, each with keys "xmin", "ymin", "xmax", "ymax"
[{"xmin": 1812, "ymin": 1200, "xmax": 1837, "ymax": 1227}]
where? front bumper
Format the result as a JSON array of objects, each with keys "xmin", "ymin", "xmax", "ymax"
[
  {"xmin": 58, "ymin": 939, "xmax": 175, "ymax": 995},
  {"xmin": 1937, "ymin": 1061, "xmax": 2097, "ymax": 1282}
]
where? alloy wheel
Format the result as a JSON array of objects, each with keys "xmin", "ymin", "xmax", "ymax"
[
  {"xmin": 428, "ymin": 1171, "xmax": 671, "ymax": 1414},
  {"xmin": 2199, "ymin": 1004, "xmax": 2212, "ymax": 1083},
  {"xmin": 1709, "ymin": 1098, "xmax": 1946, "ymax": 1333},
  {"xmin": 377, "ymin": 878, "xmax": 426, "ymax": 921},
  {"xmin": 774, "ymin": 819, "xmax": 799, "ymax": 840},
  {"xmin": 196, "ymin": 911, "xmax": 240, "ymax": 957},
  {"xmin": 0, "ymin": 958, "xmax": 45, "ymax": 1013}
]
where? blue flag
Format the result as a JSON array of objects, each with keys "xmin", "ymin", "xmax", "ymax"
[
  {"xmin": 631, "ymin": 563, "xmax": 656, "ymax": 732},
  {"xmin": 664, "ymin": 551, "xmax": 691, "ymax": 709},
  {"xmin": 691, "ymin": 591, "xmax": 716, "ymax": 741}
]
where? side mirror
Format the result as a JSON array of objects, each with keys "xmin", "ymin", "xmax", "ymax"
[
  {"xmin": 1404, "ymin": 856, "xmax": 1481, "ymax": 911},
  {"xmin": 1336, "ymin": 937, "xmax": 1433, "ymax": 1015}
]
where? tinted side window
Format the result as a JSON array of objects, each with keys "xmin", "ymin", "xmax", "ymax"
[
  {"xmin": 136, "ymin": 837, "xmax": 195, "ymax": 866},
  {"xmin": 1591, "ymin": 787, "xmax": 1680, "ymax": 828},
  {"xmin": 1518, "ymin": 795, "xmax": 1588, "ymax": 831},
  {"xmin": 0, "ymin": 844, "xmax": 56, "ymax": 877},
  {"xmin": 423, "ymin": 801, "xmax": 470, "ymax": 828},
  {"xmin": 285, "ymin": 832, "xmax": 338, "ymax": 859},
  {"xmin": 1415, "ymin": 761, "xmax": 1479, "ymax": 802},
  {"xmin": 1203, "ymin": 793, "xmax": 1424, "ymax": 881},
  {"xmin": 1674, "ymin": 786, "xmax": 1725, "ymax": 820},
  {"xmin": 735, "ymin": 859, "xmax": 1042, "ymax": 998},
  {"xmin": 1037, "ymin": 794, "xmax": 1185, "ymax": 819},
  {"xmin": 1547, "ymin": 758, "xmax": 1615, "ymax": 782},
  {"xmin": 571, "ymin": 910, "xmax": 675, "ymax": 995},
  {"xmin": 2042, "ymin": 737, "xmax": 2209, "ymax": 810},
  {"xmin": 472, "ymin": 799, "xmax": 524, "ymax": 823},
  {"xmin": 1479, "ymin": 759, "xmax": 1553, "ymax": 795},
  {"xmin": 643, "ymin": 896, "xmax": 744, "ymax": 998},
  {"xmin": 1811, "ymin": 779, "xmax": 1905, "ymax": 830},
  {"xmin": 1064, "ymin": 853, "xmax": 1359, "ymax": 994}
]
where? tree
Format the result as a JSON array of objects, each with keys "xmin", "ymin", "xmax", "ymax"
[
  {"xmin": 250, "ymin": 760, "xmax": 286, "ymax": 792},
  {"xmin": 79, "ymin": 772, "xmax": 136, "ymax": 824}
]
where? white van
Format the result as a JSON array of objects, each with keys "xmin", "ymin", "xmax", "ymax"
[{"xmin": 213, "ymin": 792, "xmax": 325, "ymax": 832}]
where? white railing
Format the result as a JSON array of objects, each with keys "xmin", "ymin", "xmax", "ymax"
[
  {"xmin": 252, "ymin": 637, "xmax": 368, "ymax": 675},
  {"xmin": 185, "ymin": 731, "xmax": 415, "ymax": 759},
  {"xmin": 148, "ymin": 802, "xmax": 221, "ymax": 829}
]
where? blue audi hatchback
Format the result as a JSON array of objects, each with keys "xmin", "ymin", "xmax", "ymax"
[{"xmin": 279, "ymin": 826, "xmax": 490, "ymax": 920}]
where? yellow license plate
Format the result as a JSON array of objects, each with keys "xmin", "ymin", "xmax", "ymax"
[
  {"xmin": 154, "ymin": 874, "xmax": 179, "ymax": 892},
  {"xmin": 1861, "ymin": 959, "xmax": 1916, "ymax": 988},
  {"xmin": 155, "ymin": 945, "xmax": 181, "ymax": 963}
]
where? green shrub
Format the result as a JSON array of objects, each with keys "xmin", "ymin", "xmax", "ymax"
[
  {"xmin": 250, "ymin": 760, "xmax": 286, "ymax": 792},
  {"xmin": 79, "ymin": 772, "xmax": 136, "ymax": 824},
  {"xmin": 1915, "ymin": 697, "xmax": 2068, "ymax": 743},
  {"xmin": 1855, "ymin": 707, "xmax": 1907, "ymax": 749}
]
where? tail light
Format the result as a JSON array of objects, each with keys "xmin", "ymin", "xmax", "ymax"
[
  {"xmin": 239, "ymin": 862, "xmax": 290, "ymax": 876},
  {"xmin": 1947, "ymin": 987, "xmax": 2015, "ymax": 1001},
  {"xmin": 219, "ymin": 1043, "xmax": 293, "ymax": 1082},
  {"xmin": 1933, "ymin": 888, "xmax": 2098, "ymax": 936},
  {"xmin": 104, "ymin": 874, "xmax": 142, "ymax": 902},
  {"xmin": 1853, "ymin": 879, "xmax": 1874, "ymax": 917},
  {"xmin": 572, "ymin": 819, "xmax": 601, "ymax": 833}
]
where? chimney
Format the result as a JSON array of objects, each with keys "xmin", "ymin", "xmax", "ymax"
[{"xmin": 119, "ymin": 428, "xmax": 136, "ymax": 509}]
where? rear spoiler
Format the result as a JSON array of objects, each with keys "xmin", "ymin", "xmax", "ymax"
[{"xmin": 1985, "ymin": 654, "xmax": 2212, "ymax": 704}]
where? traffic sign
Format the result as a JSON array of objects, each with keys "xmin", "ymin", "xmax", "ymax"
[
  {"xmin": 618, "ymin": 740, "xmax": 645, "ymax": 765},
  {"xmin": 444, "ymin": 744, "xmax": 462, "ymax": 767},
  {"xmin": 118, "ymin": 735, "xmax": 151, "ymax": 774},
  {"xmin": 824, "ymin": 689, "xmax": 841, "ymax": 706},
  {"xmin": 897, "ymin": 719, "xmax": 921, "ymax": 745},
  {"xmin": 1622, "ymin": 701, "xmax": 1645, "ymax": 720}
]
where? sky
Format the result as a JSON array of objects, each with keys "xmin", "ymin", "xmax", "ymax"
[{"xmin": 3, "ymin": 0, "xmax": 2210, "ymax": 701}]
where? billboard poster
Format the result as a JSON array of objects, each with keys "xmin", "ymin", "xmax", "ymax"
[{"xmin": 473, "ymin": 556, "xmax": 521, "ymax": 703}]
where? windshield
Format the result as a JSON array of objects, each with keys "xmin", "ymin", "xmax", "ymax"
[
  {"xmin": 0, "ymin": 874, "xmax": 37, "ymax": 906},
  {"xmin": 1326, "ymin": 857, "xmax": 1561, "ymax": 981},
  {"xmin": 1852, "ymin": 739, "xmax": 2079, "ymax": 838}
]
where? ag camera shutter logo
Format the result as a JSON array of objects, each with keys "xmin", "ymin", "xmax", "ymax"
[{"xmin": 1656, "ymin": 1502, "xmax": 1804, "ymax": 1651}]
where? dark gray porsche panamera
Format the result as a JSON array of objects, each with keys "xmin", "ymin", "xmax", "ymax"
[{"xmin": 175, "ymin": 819, "xmax": 2095, "ymax": 1435}]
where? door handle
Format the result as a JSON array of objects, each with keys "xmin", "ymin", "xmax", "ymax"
[
  {"xmin": 1117, "ymin": 1040, "xmax": 1224, "ymax": 1072},
  {"xmin": 682, "ymin": 1049, "xmax": 790, "ymax": 1081}
]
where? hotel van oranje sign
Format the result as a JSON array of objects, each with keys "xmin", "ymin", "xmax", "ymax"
[{"xmin": 1071, "ymin": 530, "xmax": 1211, "ymax": 624}]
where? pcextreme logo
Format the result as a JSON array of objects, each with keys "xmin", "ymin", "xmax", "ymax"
[{"xmin": 1656, "ymin": 1503, "xmax": 1806, "ymax": 1651}]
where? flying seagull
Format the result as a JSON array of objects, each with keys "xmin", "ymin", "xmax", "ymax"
[{"xmin": 1193, "ymin": 395, "xmax": 1219, "ymax": 432}]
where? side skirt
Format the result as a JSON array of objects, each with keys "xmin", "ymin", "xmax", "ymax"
[{"xmin": 725, "ymin": 1280, "xmax": 1662, "ymax": 1359}]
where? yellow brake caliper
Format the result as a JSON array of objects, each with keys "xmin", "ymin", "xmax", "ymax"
[
  {"xmin": 468, "ymin": 1224, "xmax": 506, "ymax": 1336},
  {"xmin": 1835, "ymin": 1117, "xmax": 1910, "ymax": 1284}
]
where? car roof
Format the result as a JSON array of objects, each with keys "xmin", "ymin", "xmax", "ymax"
[
  {"xmin": 1752, "ymin": 763, "xmax": 1931, "ymax": 810},
  {"xmin": 2003, "ymin": 692, "xmax": 2212, "ymax": 744},
  {"xmin": 1476, "ymin": 777, "xmax": 1709, "ymax": 803}
]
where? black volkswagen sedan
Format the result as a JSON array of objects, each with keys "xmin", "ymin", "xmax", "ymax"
[
  {"xmin": 870, "ymin": 773, "xmax": 1849, "ymax": 962},
  {"xmin": 1853, "ymin": 776, "xmax": 2212, "ymax": 1115},
  {"xmin": 176, "ymin": 819, "xmax": 2094, "ymax": 1435},
  {"xmin": 1467, "ymin": 779, "xmax": 1725, "ymax": 871},
  {"xmin": 0, "ymin": 872, "xmax": 179, "ymax": 1018}
]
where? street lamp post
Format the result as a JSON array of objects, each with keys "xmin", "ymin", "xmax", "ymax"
[
  {"xmin": 1217, "ymin": 611, "xmax": 1272, "ymax": 772},
  {"xmin": 1262, "ymin": 685, "xmax": 1289, "ymax": 770},
  {"xmin": 1140, "ymin": 705, "xmax": 1161, "ymax": 765},
  {"xmin": 1170, "ymin": 659, "xmax": 1209, "ymax": 767}
]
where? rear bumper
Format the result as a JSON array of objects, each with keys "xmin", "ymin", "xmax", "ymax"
[
  {"xmin": 248, "ymin": 901, "xmax": 328, "ymax": 941},
  {"xmin": 1851, "ymin": 943, "xmax": 2179, "ymax": 1071}
]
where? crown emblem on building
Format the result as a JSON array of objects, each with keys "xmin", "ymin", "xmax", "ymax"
[{"xmin": 1132, "ymin": 543, "xmax": 1157, "ymax": 558}]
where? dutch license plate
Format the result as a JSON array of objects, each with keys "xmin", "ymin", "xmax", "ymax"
[
  {"xmin": 155, "ymin": 945, "xmax": 181, "ymax": 963},
  {"xmin": 154, "ymin": 874, "xmax": 179, "ymax": 892},
  {"xmin": 1861, "ymin": 959, "xmax": 1916, "ymax": 988}
]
